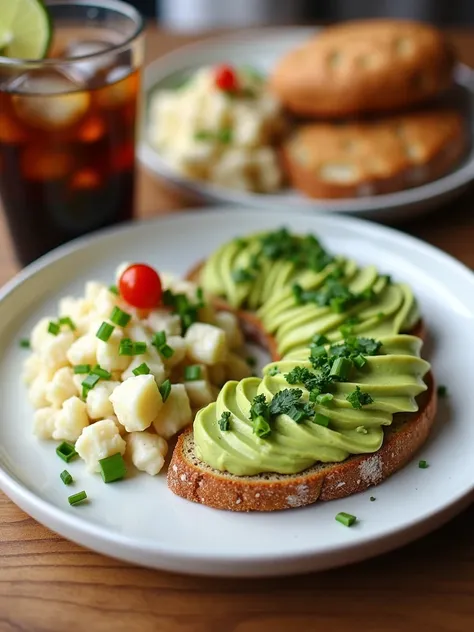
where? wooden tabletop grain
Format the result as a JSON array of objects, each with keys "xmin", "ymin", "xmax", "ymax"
[{"xmin": 1, "ymin": 26, "xmax": 474, "ymax": 632}]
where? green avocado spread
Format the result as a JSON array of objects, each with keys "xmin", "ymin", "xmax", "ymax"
[{"xmin": 195, "ymin": 229, "xmax": 430, "ymax": 476}]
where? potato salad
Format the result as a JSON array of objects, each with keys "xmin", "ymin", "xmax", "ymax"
[
  {"xmin": 147, "ymin": 65, "xmax": 285, "ymax": 193},
  {"xmin": 23, "ymin": 263, "xmax": 251, "ymax": 483}
]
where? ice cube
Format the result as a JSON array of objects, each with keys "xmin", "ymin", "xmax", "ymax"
[
  {"xmin": 22, "ymin": 146, "xmax": 73, "ymax": 181},
  {"xmin": 95, "ymin": 67, "xmax": 137, "ymax": 109},
  {"xmin": 62, "ymin": 40, "xmax": 115, "ymax": 79},
  {"xmin": 12, "ymin": 70, "xmax": 90, "ymax": 130}
]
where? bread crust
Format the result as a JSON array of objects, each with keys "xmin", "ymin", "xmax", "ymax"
[
  {"xmin": 282, "ymin": 110, "xmax": 468, "ymax": 199},
  {"xmin": 270, "ymin": 19, "xmax": 455, "ymax": 118},
  {"xmin": 168, "ymin": 373, "xmax": 436, "ymax": 511},
  {"xmin": 168, "ymin": 262, "xmax": 434, "ymax": 511}
]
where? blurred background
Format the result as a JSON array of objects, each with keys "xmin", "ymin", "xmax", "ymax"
[{"xmin": 132, "ymin": 0, "xmax": 474, "ymax": 28}]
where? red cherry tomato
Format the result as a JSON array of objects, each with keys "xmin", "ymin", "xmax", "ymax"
[
  {"xmin": 118, "ymin": 264, "xmax": 163, "ymax": 309},
  {"xmin": 215, "ymin": 64, "xmax": 239, "ymax": 92}
]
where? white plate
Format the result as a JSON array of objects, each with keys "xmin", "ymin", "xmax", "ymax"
[
  {"xmin": 138, "ymin": 27, "xmax": 474, "ymax": 222},
  {"xmin": 0, "ymin": 209, "xmax": 473, "ymax": 577}
]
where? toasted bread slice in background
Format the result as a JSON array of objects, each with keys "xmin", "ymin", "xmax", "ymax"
[{"xmin": 168, "ymin": 373, "xmax": 436, "ymax": 512}]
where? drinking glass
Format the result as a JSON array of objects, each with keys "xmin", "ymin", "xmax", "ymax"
[{"xmin": 0, "ymin": 0, "xmax": 145, "ymax": 265}]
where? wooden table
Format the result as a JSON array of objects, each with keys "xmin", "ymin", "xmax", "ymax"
[{"xmin": 1, "ymin": 26, "xmax": 474, "ymax": 632}]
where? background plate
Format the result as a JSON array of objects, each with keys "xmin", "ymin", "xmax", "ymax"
[
  {"xmin": 139, "ymin": 27, "xmax": 474, "ymax": 222},
  {"xmin": 0, "ymin": 209, "xmax": 473, "ymax": 577}
]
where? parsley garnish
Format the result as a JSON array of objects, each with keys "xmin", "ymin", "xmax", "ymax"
[
  {"xmin": 248, "ymin": 388, "xmax": 315, "ymax": 437},
  {"xmin": 259, "ymin": 228, "xmax": 333, "ymax": 272},
  {"xmin": 232, "ymin": 268, "xmax": 256, "ymax": 283},
  {"xmin": 218, "ymin": 411, "xmax": 231, "ymax": 431},
  {"xmin": 267, "ymin": 366, "xmax": 280, "ymax": 376},
  {"xmin": 346, "ymin": 386, "xmax": 374, "ymax": 409}
]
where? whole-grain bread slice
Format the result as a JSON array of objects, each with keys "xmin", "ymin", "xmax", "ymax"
[{"xmin": 168, "ymin": 373, "xmax": 436, "ymax": 511}]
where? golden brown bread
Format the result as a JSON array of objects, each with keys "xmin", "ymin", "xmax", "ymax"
[
  {"xmin": 282, "ymin": 109, "xmax": 467, "ymax": 199},
  {"xmin": 270, "ymin": 19, "xmax": 455, "ymax": 118}
]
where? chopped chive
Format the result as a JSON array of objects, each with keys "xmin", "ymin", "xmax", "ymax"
[
  {"xmin": 59, "ymin": 316, "xmax": 76, "ymax": 331},
  {"xmin": 132, "ymin": 341, "xmax": 147, "ymax": 355},
  {"xmin": 73, "ymin": 364, "xmax": 91, "ymax": 375},
  {"xmin": 335, "ymin": 512, "xmax": 357, "ymax": 527},
  {"xmin": 56, "ymin": 441, "xmax": 77, "ymax": 463},
  {"xmin": 246, "ymin": 356, "xmax": 257, "ymax": 367},
  {"xmin": 315, "ymin": 393, "xmax": 334, "ymax": 405},
  {"xmin": 109, "ymin": 284, "xmax": 119, "ymax": 295},
  {"xmin": 314, "ymin": 413, "xmax": 330, "ymax": 427},
  {"xmin": 132, "ymin": 362, "xmax": 150, "ymax": 376},
  {"xmin": 184, "ymin": 365, "xmax": 201, "ymax": 381},
  {"xmin": 330, "ymin": 356, "xmax": 353, "ymax": 381},
  {"xmin": 312, "ymin": 334, "xmax": 329, "ymax": 346},
  {"xmin": 96, "ymin": 321, "xmax": 114, "ymax": 342},
  {"xmin": 353, "ymin": 354, "xmax": 367, "ymax": 369},
  {"xmin": 68, "ymin": 491, "xmax": 87, "ymax": 506},
  {"xmin": 152, "ymin": 331, "xmax": 167, "ymax": 348},
  {"xmin": 159, "ymin": 379, "xmax": 171, "ymax": 402},
  {"xmin": 310, "ymin": 345, "xmax": 327, "ymax": 360},
  {"xmin": 48, "ymin": 321, "xmax": 60, "ymax": 336},
  {"xmin": 110, "ymin": 306, "xmax": 131, "ymax": 327},
  {"xmin": 437, "ymin": 385, "xmax": 448, "ymax": 397},
  {"xmin": 91, "ymin": 365, "xmax": 112, "ymax": 379},
  {"xmin": 377, "ymin": 311, "xmax": 385, "ymax": 321},
  {"xmin": 60, "ymin": 470, "xmax": 73, "ymax": 485},
  {"xmin": 418, "ymin": 460, "xmax": 429, "ymax": 469},
  {"xmin": 218, "ymin": 127, "xmax": 232, "ymax": 144},
  {"xmin": 19, "ymin": 338, "xmax": 30, "ymax": 348},
  {"xmin": 158, "ymin": 343, "xmax": 174, "ymax": 359},
  {"xmin": 253, "ymin": 415, "xmax": 271, "ymax": 438},
  {"xmin": 98, "ymin": 453, "xmax": 126, "ymax": 483},
  {"xmin": 82, "ymin": 373, "xmax": 100, "ymax": 398},
  {"xmin": 118, "ymin": 338, "xmax": 134, "ymax": 356},
  {"xmin": 370, "ymin": 496, "xmax": 376, "ymax": 502}
]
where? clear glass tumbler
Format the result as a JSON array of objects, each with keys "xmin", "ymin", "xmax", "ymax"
[{"xmin": 0, "ymin": 0, "xmax": 145, "ymax": 265}]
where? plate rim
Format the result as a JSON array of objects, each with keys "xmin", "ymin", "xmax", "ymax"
[
  {"xmin": 1, "ymin": 208, "xmax": 474, "ymax": 575},
  {"xmin": 138, "ymin": 25, "xmax": 474, "ymax": 217}
]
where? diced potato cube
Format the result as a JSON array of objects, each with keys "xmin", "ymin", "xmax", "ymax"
[
  {"xmin": 96, "ymin": 328, "xmax": 131, "ymax": 372},
  {"xmin": 30, "ymin": 317, "xmax": 54, "ymax": 352},
  {"xmin": 40, "ymin": 331, "xmax": 76, "ymax": 372},
  {"xmin": 152, "ymin": 383, "xmax": 192, "ymax": 439},
  {"xmin": 184, "ymin": 322, "xmax": 227, "ymax": 365},
  {"xmin": 214, "ymin": 311, "xmax": 244, "ymax": 349},
  {"xmin": 184, "ymin": 379, "xmax": 218, "ymax": 410},
  {"xmin": 225, "ymin": 352, "xmax": 252, "ymax": 381},
  {"xmin": 75, "ymin": 418, "xmax": 126, "ymax": 473},
  {"xmin": 53, "ymin": 396, "xmax": 89, "ymax": 442},
  {"xmin": 162, "ymin": 335, "xmax": 187, "ymax": 368},
  {"xmin": 126, "ymin": 431, "xmax": 168, "ymax": 475},
  {"xmin": 120, "ymin": 352, "xmax": 167, "ymax": 384},
  {"xmin": 67, "ymin": 333, "xmax": 98, "ymax": 367},
  {"xmin": 33, "ymin": 407, "xmax": 58, "ymax": 440},
  {"xmin": 46, "ymin": 366, "xmax": 77, "ymax": 408},
  {"xmin": 146, "ymin": 309, "xmax": 182, "ymax": 336},
  {"xmin": 22, "ymin": 353, "xmax": 42, "ymax": 385},
  {"xmin": 109, "ymin": 374, "xmax": 162, "ymax": 432},
  {"xmin": 28, "ymin": 370, "xmax": 52, "ymax": 408},
  {"xmin": 86, "ymin": 380, "xmax": 120, "ymax": 420}
]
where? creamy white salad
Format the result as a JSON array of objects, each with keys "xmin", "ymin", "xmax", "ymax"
[
  {"xmin": 147, "ymin": 65, "xmax": 285, "ymax": 193},
  {"xmin": 23, "ymin": 264, "xmax": 251, "ymax": 486}
]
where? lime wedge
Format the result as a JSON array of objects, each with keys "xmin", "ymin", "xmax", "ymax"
[{"xmin": 0, "ymin": 0, "xmax": 52, "ymax": 59}]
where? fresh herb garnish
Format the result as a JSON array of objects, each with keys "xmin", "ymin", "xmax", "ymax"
[
  {"xmin": 260, "ymin": 228, "xmax": 333, "ymax": 272},
  {"xmin": 346, "ymin": 386, "xmax": 374, "ymax": 409},
  {"xmin": 313, "ymin": 413, "xmax": 330, "ymax": 427},
  {"xmin": 335, "ymin": 512, "xmax": 357, "ymax": 527},
  {"xmin": 248, "ymin": 390, "xmax": 314, "ymax": 437},
  {"xmin": 59, "ymin": 316, "xmax": 76, "ymax": 331},
  {"xmin": 232, "ymin": 268, "xmax": 257, "ymax": 283},
  {"xmin": 218, "ymin": 411, "xmax": 231, "ymax": 431},
  {"xmin": 162, "ymin": 288, "xmax": 204, "ymax": 333},
  {"xmin": 267, "ymin": 366, "xmax": 280, "ymax": 376},
  {"xmin": 370, "ymin": 496, "xmax": 376, "ymax": 502},
  {"xmin": 437, "ymin": 385, "xmax": 448, "ymax": 397},
  {"xmin": 19, "ymin": 338, "xmax": 30, "ymax": 348},
  {"xmin": 418, "ymin": 460, "xmax": 429, "ymax": 469}
]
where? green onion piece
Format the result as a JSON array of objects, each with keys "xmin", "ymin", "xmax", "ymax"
[
  {"xmin": 82, "ymin": 373, "xmax": 100, "ymax": 398},
  {"xmin": 60, "ymin": 470, "xmax": 73, "ymax": 485},
  {"xmin": 19, "ymin": 338, "xmax": 30, "ymax": 348},
  {"xmin": 253, "ymin": 415, "xmax": 271, "ymax": 438},
  {"xmin": 152, "ymin": 331, "xmax": 167, "ymax": 348},
  {"xmin": 118, "ymin": 338, "xmax": 134, "ymax": 356},
  {"xmin": 418, "ymin": 460, "xmax": 429, "ymax": 469},
  {"xmin": 184, "ymin": 365, "xmax": 201, "ymax": 381},
  {"xmin": 314, "ymin": 413, "xmax": 330, "ymax": 427},
  {"xmin": 312, "ymin": 334, "xmax": 329, "ymax": 346},
  {"xmin": 110, "ymin": 306, "xmax": 131, "ymax": 327},
  {"xmin": 159, "ymin": 379, "xmax": 171, "ymax": 402},
  {"xmin": 96, "ymin": 322, "xmax": 114, "ymax": 342},
  {"xmin": 377, "ymin": 312, "xmax": 385, "ymax": 321},
  {"xmin": 132, "ymin": 341, "xmax": 147, "ymax": 355},
  {"xmin": 73, "ymin": 364, "xmax": 91, "ymax": 375},
  {"xmin": 56, "ymin": 441, "xmax": 77, "ymax": 463},
  {"xmin": 218, "ymin": 127, "xmax": 233, "ymax": 144},
  {"xmin": 370, "ymin": 496, "xmax": 376, "ymax": 502},
  {"xmin": 98, "ymin": 453, "xmax": 126, "ymax": 483},
  {"xmin": 246, "ymin": 356, "xmax": 257, "ymax": 367},
  {"xmin": 353, "ymin": 354, "xmax": 367, "ymax": 369},
  {"xmin": 437, "ymin": 385, "xmax": 448, "ymax": 397},
  {"xmin": 132, "ymin": 362, "xmax": 150, "ymax": 376},
  {"xmin": 268, "ymin": 366, "xmax": 280, "ymax": 376},
  {"xmin": 90, "ymin": 364, "xmax": 112, "ymax": 379},
  {"xmin": 48, "ymin": 321, "xmax": 60, "ymax": 336},
  {"xmin": 335, "ymin": 512, "xmax": 357, "ymax": 527},
  {"xmin": 330, "ymin": 357, "xmax": 353, "ymax": 381},
  {"xmin": 218, "ymin": 411, "xmax": 231, "ymax": 431},
  {"xmin": 59, "ymin": 316, "xmax": 76, "ymax": 331},
  {"xmin": 159, "ymin": 343, "xmax": 174, "ymax": 359},
  {"xmin": 108, "ymin": 284, "xmax": 119, "ymax": 295},
  {"xmin": 194, "ymin": 129, "xmax": 214, "ymax": 141},
  {"xmin": 315, "ymin": 393, "xmax": 334, "ymax": 405},
  {"xmin": 68, "ymin": 491, "xmax": 87, "ymax": 506}
]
